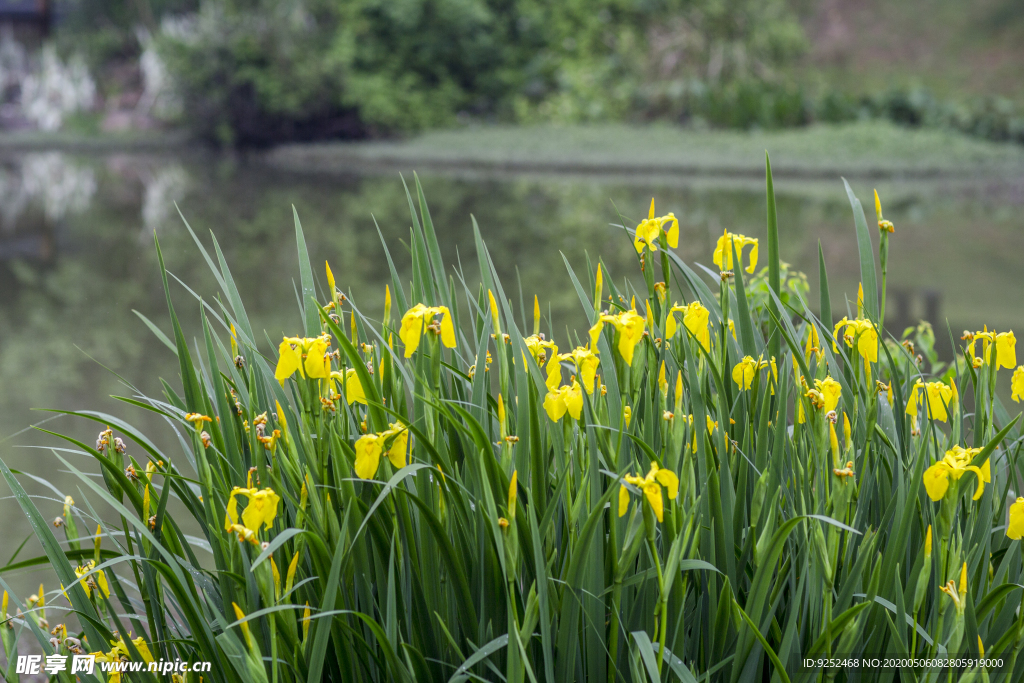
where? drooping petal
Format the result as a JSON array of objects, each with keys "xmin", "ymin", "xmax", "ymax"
[
  {"xmin": 664, "ymin": 215, "xmax": 679, "ymax": 248},
  {"xmin": 439, "ymin": 307, "xmax": 457, "ymax": 349},
  {"xmin": 998, "ymin": 331, "xmax": 1016, "ymax": 369},
  {"xmin": 966, "ymin": 466, "xmax": 987, "ymax": 500},
  {"xmin": 1008, "ymin": 497, "xmax": 1024, "ymax": 540},
  {"xmin": 543, "ymin": 390, "xmax": 567, "ymax": 422},
  {"xmin": 576, "ymin": 351, "xmax": 599, "ymax": 394},
  {"xmin": 385, "ymin": 428, "xmax": 408, "ymax": 470},
  {"xmin": 565, "ymin": 382, "xmax": 584, "ymax": 421},
  {"xmin": 345, "ymin": 369, "xmax": 367, "ymax": 405},
  {"xmin": 732, "ymin": 357, "xmax": 755, "ymax": 390},
  {"xmin": 655, "ymin": 468, "xmax": 679, "ymax": 500},
  {"xmin": 615, "ymin": 311, "xmax": 646, "ymax": 366},
  {"xmin": 618, "ymin": 484, "xmax": 630, "ymax": 517},
  {"xmin": 745, "ymin": 238, "xmax": 758, "ymax": 273},
  {"xmin": 304, "ymin": 337, "xmax": 330, "ymax": 379},
  {"xmin": 588, "ymin": 319, "xmax": 605, "ymax": 352},
  {"xmin": 354, "ymin": 434, "xmax": 383, "ymax": 479},
  {"xmin": 683, "ymin": 303, "xmax": 710, "ymax": 352},
  {"xmin": 923, "ymin": 463, "xmax": 950, "ymax": 501},
  {"xmin": 857, "ymin": 325, "xmax": 878, "ymax": 364},
  {"xmin": 643, "ymin": 482, "xmax": 664, "ymax": 522},
  {"xmin": 545, "ymin": 356, "xmax": 563, "ymax": 392},
  {"xmin": 242, "ymin": 489, "xmax": 280, "ymax": 532},
  {"xmin": 275, "ymin": 339, "xmax": 304, "ymax": 382},
  {"xmin": 399, "ymin": 305, "xmax": 427, "ymax": 358}
]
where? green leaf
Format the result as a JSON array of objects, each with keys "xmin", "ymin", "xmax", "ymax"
[{"xmin": 843, "ymin": 178, "xmax": 879, "ymax": 322}]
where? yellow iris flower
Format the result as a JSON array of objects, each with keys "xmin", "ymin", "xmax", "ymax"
[
  {"xmin": 664, "ymin": 302, "xmax": 711, "ymax": 352},
  {"xmin": 399, "ymin": 304, "xmax": 456, "ymax": 357},
  {"xmin": 546, "ymin": 346, "xmax": 600, "ymax": 394},
  {"xmin": 523, "ymin": 334, "xmax": 558, "ymax": 366},
  {"xmin": 732, "ymin": 355, "xmax": 775, "ymax": 391},
  {"xmin": 632, "ymin": 198, "xmax": 679, "ymax": 253},
  {"xmin": 74, "ymin": 560, "xmax": 110, "ymax": 599},
  {"xmin": 91, "ymin": 636, "xmax": 155, "ymax": 681},
  {"xmin": 905, "ymin": 380, "xmax": 954, "ymax": 422},
  {"xmin": 275, "ymin": 335, "xmax": 331, "ymax": 383},
  {"xmin": 618, "ymin": 462, "xmax": 679, "ymax": 523},
  {"xmin": 354, "ymin": 422, "xmax": 409, "ymax": 479},
  {"xmin": 712, "ymin": 230, "xmax": 759, "ymax": 274},
  {"xmin": 966, "ymin": 329, "xmax": 1016, "ymax": 370},
  {"xmin": 1008, "ymin": 497, "xmax": 1024, "ymax": 540},
  {"xmin": 922, "ymin": 445, "xmax": 990, "ymax": 501},
  {"xmin": 225, "ymin": 486, "xmax": 281, "ymax": 535},
  {"xmin": 833, "ymin": 317, "xmax": 878, "ymax": 364},
  {"xmin": 589, "ymin": 310, "xmax": 646, "ymax": 365},
  {"xmin": 543, "ymin": 379, "xmax": 583, "ymax": 422},
  {"xmin": 328, "ymin": 369, "xmax": 367, "ymax": 405},
  {"xmin": 815, "ymin": 377, "xmax": 842, "ymax": 414}
]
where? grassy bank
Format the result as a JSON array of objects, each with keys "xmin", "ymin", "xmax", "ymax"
[{"xmin": 266, "ymin": 121, "xmax": 1024, "ymax": 179}]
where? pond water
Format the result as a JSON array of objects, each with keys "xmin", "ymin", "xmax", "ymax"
[{"xmin": 1, "ymin": 149, "xmax": 1023, "ymax": 599}]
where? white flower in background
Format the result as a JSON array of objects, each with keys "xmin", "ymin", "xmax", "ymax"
[
  {"xmin": 0, "ymin": 27, "xmax": 27, "ymax": 95},
  {"xmin": 137, "ymin": 28, "xmax": 181, "ymax": 120},
  {"xmin": 21, "ymin": 46, "xmax": 96, "ymax": 131},
  {"xmin": 142, "ymin": 164, "xmax": 189, "ymax": 234},
  {"xmin": 20, "ymin": 153, "xmax": 97, "ymax": 222}
]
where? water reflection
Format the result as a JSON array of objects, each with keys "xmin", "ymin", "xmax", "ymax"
[{"xmin": 1, "ymin": 150, "xmax": 1023, "ymax": 597}]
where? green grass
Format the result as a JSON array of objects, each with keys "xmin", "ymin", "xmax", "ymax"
[
  {"xmin": 2, "ymin": 164, "xmax": 1024, "ymax": 682},
  {"xmin": 268, "ymin": 121, "xmax": 1024, "ymax": 178}
]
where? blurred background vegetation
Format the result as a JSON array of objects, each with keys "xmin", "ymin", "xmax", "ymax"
[{"xmin": 7, "ymin": 0, "xmax": 1017, "ymax": 146}]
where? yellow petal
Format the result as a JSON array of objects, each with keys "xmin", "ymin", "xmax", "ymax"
[
  {"xmin": 664, "ymin": 215, "xmax": 679, "ymax": 249},
  {"xmin": 654, "ymin": 468, "xmax": 679, "ymax": 500},
  {"xmin": 543, "ymin": 391, "xmax": 567, "ymax": 422},
  {"xmin": 275, "ymin": 339, "xmax": 303, "ymax": 383},
  {"xmin": 385, "ymin": 427, "xmax": 408, "ymax": 470},
  {"xmin": 643, "ymin": 482, "xmax": 664, "ymax": 523},
  {"xmin": 588, "ymin": 319, "xmax": 604, "ymax": 352},
  {"xmin": 745, "ymin": 239, "xmax": 758, "ymax": 274},
  {"xmin": 545, "ymin": 356, "xmax": 562, "ymax": 392},
  {"xmin": 578, "ymin": 352, "xmax": 599, "ymax": 394},
  {"xmin": 565, "ymin": 382, "xmax": 584, "ymax": 421},
  {"xmin": 345, "ymin": 368, "xmax": 367, "ymax": 405},
  {"xmin": 923, "ymin": 464, "xmax": 950, "ymax": 501},
  {"xmin": 304, "ymin": 337, "xmax": 330, "ymax": 379},
  {"xmin": 1007, "ymin": 497, "xmax": 1024, "ymax": 540},
  {"xmin": 618, "ymin": 484, "xmax": 630, "ymax": 517},
  {"xmin": 354, "ymin": 434, "xmax": 383, "ymax": 479},
  {"xmin": 440, "ymin": 307, "xmax": 457, "ymax": 349},
  {"xmin": 399, "ymin": 305, "xmax": 426, "ymax": 358},
  {"xmin": 966, "ymin": 466, "xmax": 987, "ymax": 501},
  {"xmin": 998, "ymin": 331, "xmax": 1016, "ymax": 369},
  {"xmin": 683, "ymin": 303, "xmax": 710, "ymax": 352}
]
